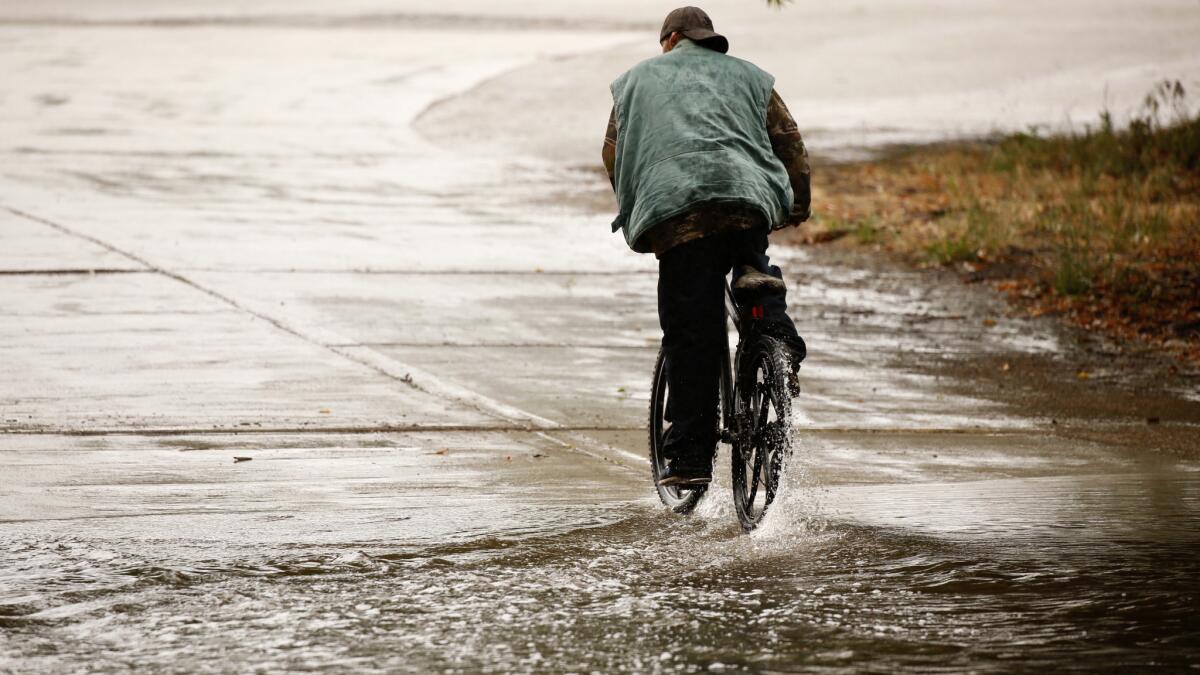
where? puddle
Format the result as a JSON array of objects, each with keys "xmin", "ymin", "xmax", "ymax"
[{"xmin": 3, "ymin": 455, "xmax": 1197, "ymax": 672}]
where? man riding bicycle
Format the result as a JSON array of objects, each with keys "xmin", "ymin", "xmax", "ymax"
[{"xmin": 602, "ymin": 6, "xmax": 811, "ymax": 488}]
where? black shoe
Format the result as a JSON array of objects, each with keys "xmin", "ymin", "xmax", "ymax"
[{"xmin": 657, "ymin": 463, "xmax": 712, "ymax": 488}]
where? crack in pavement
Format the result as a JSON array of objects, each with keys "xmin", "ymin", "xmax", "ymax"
[
  {"xmin": 5, "ymin": 205, "xmax": 562, "ymax": 427},
  {"xmin": 4, "ymin": 205, "xmax": 657, "ymax": 469}
]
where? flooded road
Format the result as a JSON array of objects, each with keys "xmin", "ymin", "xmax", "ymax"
[
  {"xmin": 4, "ymin": 464, "xmax": 1198, "ymax": 672},
  {"xmin": 3, "ymin": 1, "xmax": 1200, "ymax": 672}
]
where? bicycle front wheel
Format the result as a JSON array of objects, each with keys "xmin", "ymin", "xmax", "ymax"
[{"xmin": 731, "ymin": 336, "xmax": 794, "ymax": 531}]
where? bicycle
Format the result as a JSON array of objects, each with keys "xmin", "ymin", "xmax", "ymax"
[{"xmin": 648, "ymin": 277, "xmax": 800, "ymax": 531}]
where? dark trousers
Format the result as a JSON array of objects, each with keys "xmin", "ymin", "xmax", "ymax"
[{"xmin": 657, "ymin": 227, "xmax": 797, "ymax": 468}]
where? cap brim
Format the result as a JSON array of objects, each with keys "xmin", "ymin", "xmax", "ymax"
[{"xmin": 681, "ymin": 28, "xmax": 729, "ymax": 54}]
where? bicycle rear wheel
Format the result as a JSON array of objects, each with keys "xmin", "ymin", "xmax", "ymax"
[
  {"xmin": 649, "ymin": 347, "xmax": 730, "ymax": 513},
  {"xmin": 731, "ymin": 336, "xmax": 793, "ymax": 531}
]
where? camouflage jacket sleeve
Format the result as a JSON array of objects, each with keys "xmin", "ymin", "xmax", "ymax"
[
  {"xmin": 602, "ymin": 105, "xmax": 617, "ymax": 192},
  {"xmin": 766, "ymin": 89, "xmax": 811, "ymax": 224}
]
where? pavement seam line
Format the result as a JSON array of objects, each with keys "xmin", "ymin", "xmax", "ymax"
[
  {"xmin": 5, "ymin": 205, "xmax": 563, "ymax": 430},
  {"xmin": 1, "ymin": 425, "xmax": 1062, "ymax": 437},
  {"xmin": 0, "ymin": 422, "xmax": 1142, "ymax": 439},
  {"xmin": 0, "ymin": 269, "xmax": 151, "ymax": 276},
  {"xmin": 1, "ymin": 424, "xmax": 629, "ymax": 436},
  {"xmin": 533, "ymin": 431, "xmax": 646, "ymax": 472},
  {"xmin": 160, "ymin": 269, "xmax": 659, "ymax": 275},
  {"xmin": 327, "ymin": 342, "xmax": 655, "ymax": 349}
]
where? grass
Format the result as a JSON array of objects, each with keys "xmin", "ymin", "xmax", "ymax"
[
  {"xmin": 786, "ymin": 80, "xmax": 1200, "ymax": 364},
  {"xmin": 923, "ymin": 202, "xmax": 1012, "ymax": 265}
]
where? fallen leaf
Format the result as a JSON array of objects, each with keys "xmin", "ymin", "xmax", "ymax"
[
  {"xmin": 234, "ymin": 456, "xmax": 252, "ymax": 463},
  {"xmin": 1000, "ymin": 362, "xmax": 1011, "ymax": 372},
  {"xmin": 982, "ymin": 318, "xmax": 997, "ymax": 327},
  {"xmin": 1076, "ymin": 370, "xmax": 1091, "ymax": 380},
  {"xmin": 431, "ymin": 448, "xmax": 449, "ymax": 456},
  {"xmin": 318, "ymin": 408, "xmax": 331, "ymax": 414}
]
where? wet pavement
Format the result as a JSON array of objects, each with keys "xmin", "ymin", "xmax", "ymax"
[{"xmin": 3, "ymin": 2, "xmax": 1200, "ymax": 672}]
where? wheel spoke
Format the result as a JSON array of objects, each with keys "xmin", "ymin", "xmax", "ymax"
[
  {"xmin": 756, "ymin": 385, "xmax": 771, "ymax": 429},
  {"xmin": 748, "ymin": 441, "xmax": 758, "ymax": 499}
]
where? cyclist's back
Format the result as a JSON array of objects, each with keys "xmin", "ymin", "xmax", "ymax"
[
  {"xmin": 608, "ymin": 38, "xmax": 791, "ymax": 251},
  {"xmin": 602, "ymin": 6, "xmax": 811, "ymax": 487}
]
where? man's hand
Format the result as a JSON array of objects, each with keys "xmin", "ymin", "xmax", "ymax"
[{"xmin": 786, "ymin": 207, "xmax": 811, "ymax": 228}]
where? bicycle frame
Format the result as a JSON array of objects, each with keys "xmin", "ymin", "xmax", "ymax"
[
  {"xmin": 725, "ymin": 278, "xmax": 770, "ymax": 334},
  {"xmin": 721, "ymin": 279, "xmax": 765, "ymax": 443},
  {"xmin": 723, "ymin": 280, "xmax": 744, "ymax": 335}
]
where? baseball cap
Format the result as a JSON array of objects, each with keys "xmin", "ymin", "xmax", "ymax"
[{"xmin": 659, "ymin": 6, "xmax": 729, "ymax": 54}]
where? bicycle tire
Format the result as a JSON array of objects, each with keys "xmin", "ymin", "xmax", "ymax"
[
  {"xmin": 731, "ymin": 336, "xmax": 794, "ymax": 531},
  {"xmin": 648, "ymin": 347, "xmax": 730, "ymax": 514}
]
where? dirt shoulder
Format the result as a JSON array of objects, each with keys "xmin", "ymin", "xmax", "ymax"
[
  {"xmin": 778, "ymin": 89, "xmax": 1200, "ymax": 369},
  {"xmin": 785, "ymin": 246, "xmax": 1200, "ymax": 459}
]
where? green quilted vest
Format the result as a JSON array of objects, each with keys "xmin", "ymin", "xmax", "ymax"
[{"xmin": 609, "ymin": 39, "xmax": 793, "ymax": 250}]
